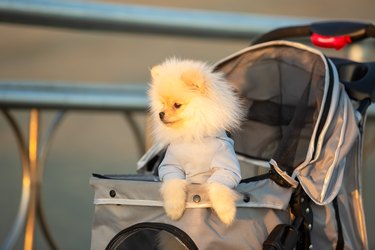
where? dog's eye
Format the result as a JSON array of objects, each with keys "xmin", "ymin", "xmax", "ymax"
[{"xmin": 174, "ymin": 103, "xmax": 182, "ymax": 109}]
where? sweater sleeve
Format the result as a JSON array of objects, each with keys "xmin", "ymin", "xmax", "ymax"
[
  {"xmin": 158, "ymin": 146, "xmax": 186, "ymax": 181},
  {"xmin": 207, "ymin": 137, "xmax": 241, "ymax": 188}
]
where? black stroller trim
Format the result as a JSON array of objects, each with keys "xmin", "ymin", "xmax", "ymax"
[
  {"xmin": 106, "ymin": 222, "xmax": 199, "ymax": 250},
  {"xmin": 263, "ymin": 185, "xmax": 313, "ymax": 250},
  {"xmin": 333, "ymin": 197, "xmax": 344, "ymax": 250}
]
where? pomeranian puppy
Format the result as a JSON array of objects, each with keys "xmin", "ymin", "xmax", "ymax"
[{"xmin": 149, "ymin": 58, "xmax": 244, "ymax": 225}]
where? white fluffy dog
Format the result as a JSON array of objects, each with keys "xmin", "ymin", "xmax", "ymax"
[{"xmin": 149, "ymin": 58, "xmax": 244, "ymax": 225}]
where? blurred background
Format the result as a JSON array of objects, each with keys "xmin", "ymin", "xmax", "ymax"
[{"xmin": 0, "ymin": 0, "xmax": 374, "ymax": 249}]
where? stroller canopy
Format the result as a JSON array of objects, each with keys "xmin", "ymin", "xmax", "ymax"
[{"xmin": 215, "ymin": 41, "xmax": 359, "ymax": 205}]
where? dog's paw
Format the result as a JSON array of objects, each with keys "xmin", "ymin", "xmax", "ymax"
[
  {"xmin": 164, "ymin": 201, "xmax": 185, "ymax": 221},
  {"xmin": 207, "ymin": 182, "xmax": 240, "ymax": 225},
  {"xmin": 160, "ymin": 179, "xmax": 188, "ymax": 220}
]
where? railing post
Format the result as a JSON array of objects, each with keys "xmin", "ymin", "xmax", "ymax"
[{"xmin": 24, "ymin": 109, "xmax": 40, "ymax": 250}]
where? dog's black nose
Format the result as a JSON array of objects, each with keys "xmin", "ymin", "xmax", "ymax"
[{"xmin": 159, "ymin": 112, "xmax": 165, "ymax": 120}]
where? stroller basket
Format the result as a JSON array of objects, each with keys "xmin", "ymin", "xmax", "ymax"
[{"xmin": 91, "ymin": 21, "xmax": 374, "ymax": 250}]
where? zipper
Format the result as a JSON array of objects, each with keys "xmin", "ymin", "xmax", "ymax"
[{"xmin": 92, "ymin": 173, "xmax": 160, "ymax": 182}]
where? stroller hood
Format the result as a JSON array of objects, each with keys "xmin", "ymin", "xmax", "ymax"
[{"xmin": 215, "ymin": 41, "xmax": 359, "ymax": 205}]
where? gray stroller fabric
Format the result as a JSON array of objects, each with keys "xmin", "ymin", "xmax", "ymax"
[
  {"xmin": 90, "ymin": 177, "xmax": 292, "ymax": 250},
  {"xmin": 215, "ymin": 41, "xmax": 359, "ymax": 205},
  {"xmin": 90, "ymin": 41, "xmax": 368, "ymax": 249}
]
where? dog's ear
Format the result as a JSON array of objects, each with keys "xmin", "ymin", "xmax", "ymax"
[
  {"xmin": 151, "ymin": 65, "xmax": 161, "ymax": 79},
  {"xmin": 181, "ymin": 68, "xmax": 206, "ymax": 94}
]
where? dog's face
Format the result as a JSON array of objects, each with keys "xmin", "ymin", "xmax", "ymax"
[
  {"xmin": 148, "ymin": 58, "xmax": 243, "ymax": 144},
  {"xmin": 150, "ymin": 65, "xmax": 207, "ymax": 129},
  {"xmin": 156, "ymin": 92, "xmax": 188, "ymax": 128}
]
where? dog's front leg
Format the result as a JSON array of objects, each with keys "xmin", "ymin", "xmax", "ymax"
[
  {"xmin": 207, "ymin": 182, "xmax": 240, "ymax": 225},
  {"xmin": 160, "ymin": 179, "xmax": 188, "ymax": 220}
]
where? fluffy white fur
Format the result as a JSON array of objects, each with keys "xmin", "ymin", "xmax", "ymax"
[
  {"xmin": 159, "ymin": 179, "xmax": 188, "ymax": 220},
  {"xmin": 149, "ymin": 57, "xmax": 243, "ymax": 146},
  {"xmin": 149, "ymin": 58, "xmax": 243, "ymax": 225},
  {"xmin": 206, "ymin": 182, "xmax": 240, "ymax": 225}
]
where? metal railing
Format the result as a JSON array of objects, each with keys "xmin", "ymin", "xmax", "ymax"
[
  {"xmin": 0, "ymin": 81, "xmax": 149, "ymax": 250},
  {"xmin": 0, "ymin": 0, "xmax": 315, "ymax": 39},
  {"xmin": 0, "ymin": 1, "xmax": 374, "ymax": 250},
  {"xmin": 0, "ymin": 81, "xmax": 148, "ymax": 111}
]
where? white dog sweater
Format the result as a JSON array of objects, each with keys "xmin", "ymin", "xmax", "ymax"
[{"xmin": 158, "ymin": 131, "xmax": 241, "ymax": 188}]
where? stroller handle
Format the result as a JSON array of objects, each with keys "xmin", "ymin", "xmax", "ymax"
[
  {"xmin": 253, "ymin": 21, "xmax": 375, "ymax": 50},
  {"xmin": 253, "ymin": 21, "xmax": 375, "ymax": 103}
]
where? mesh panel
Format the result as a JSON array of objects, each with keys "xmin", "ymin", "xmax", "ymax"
[{"xmin": 216, "ymin": 45, "xmax": 326, "ymax": 170}]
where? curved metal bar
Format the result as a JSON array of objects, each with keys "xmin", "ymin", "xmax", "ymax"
[
  {"xmin": 124, "ymin": 111, "xmax": 145, "ymax": 157},
  {"xmin": 0, "ymin": 109, "xmax": 30, "ymax": 250},
  {"xmin": 38, "ymin": 110, "xmax": 66, "ymax": 177},
  {"xmin": 36, "ymin": 111, "xmax": 66, "ymax": 250}
]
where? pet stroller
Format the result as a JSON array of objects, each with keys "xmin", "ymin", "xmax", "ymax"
[{"xmin": 90, "ymin": 21, "xmax": 375, "ymax": 250}]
